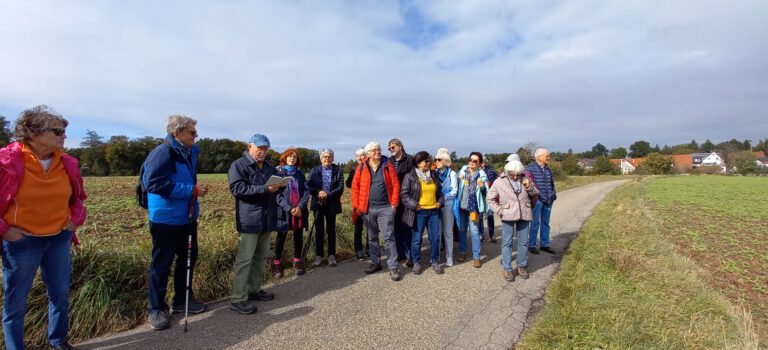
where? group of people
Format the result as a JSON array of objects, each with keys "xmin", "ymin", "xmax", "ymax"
[{"xmin": 0, "ymin": 108, "xmax": 557, "ymax": 349}]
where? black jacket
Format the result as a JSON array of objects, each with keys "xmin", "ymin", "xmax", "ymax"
[
  {"xmin": 307, "ymin": 164, "xmax": 344, "ymax": 214},
  {"xmin": 227, "ymin": 152, "xmax": 278, "ymax": 234},
  {"xmin": 400, "ymin": 169, "xmax": 444, "ymax": 228},
  {"xmin": 393, "ymin": 153, "xmax": 415, "ymax": 183}
]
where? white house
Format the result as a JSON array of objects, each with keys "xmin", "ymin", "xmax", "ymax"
[{"xmin": 692, "ymin": 152, "xmax": 726, "ymax": 173}]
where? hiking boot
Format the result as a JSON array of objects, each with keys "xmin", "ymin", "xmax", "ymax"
[
  {"xmin": 472, "ymin": 259, "xmax": 482, "ymax": 268},
  {"xmin": 171, "ymin": 298, "xmax": 206, "ymax": 314},
  {"xmin": 390, "ymin": 269, "xmax": 402, "ymax": 281},
  {"xmin": 312, "ymin": 256, "xmax": 323, "ymax": 267},
  {"xmin": 148, "ymin": 310, "xmax": 169, "ymax": 330},
  {"xmin": 517, "ymin": 267, "xmax": 529, "ymax": 279},
  {"xmin": 412, "ymin": 263, "xmax": 422, "ymax": 275},
  {"xmin": 403, "ymin": 259, "xmax": 414, "ymax": 268},
  {"xmin": 294, "ymin": 260, "xmax": 305, "ymax": 276},
  {"xmin": 503, "ymin": 270, "xmax": 515, "ymax": 282},
  {"xmin": 432, "ymin": 263, "xmax": 444, "ymax": 274},
  {"xmin": 365, "ymin": 263, "xmax": 382, "ymax": 274},
  {"xmin": 456, "ymin": 254, "xmax": 466, "ymax": 263},
  {"xmin": 272, "ymin": 261, "xmax": 283, "ymax": 279},
  {"xmin": 540, "ymin": 246, "xmax": 556, "ymax": 254},
  {"xmin": 528, "ymin": 247, "xmax": 539, "ymax": 254},
  {"xmin": 248, "ymin": 290, "xmax": 275, "ymax": 301},
  {"xmin": 50, "ymin": 341, "xmax": 76, "ymax": 350},
  {"xmin": 230, "ymin": 300, "xmax": 257, "ymax": 315},
  {"xmin": 328, "ymin": 255, "xmax": 337, "ymax": 267}
]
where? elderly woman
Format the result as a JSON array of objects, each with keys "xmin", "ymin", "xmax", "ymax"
[
  {"xmin": 453, "ymin": 152, "xmax": 490, "ymax": 268},
  {"xmin": 434, "ymin": 148, "xmax": 458, "ymax": 267},
  {"xmin": 142, "ymin": 114, "xmax": 208, "ymax": 329},
  {"xmin": 307, "ymin": 149, "xmax": 344, "ymax": 268},
  {"xmin": 401, "ymin": 151, "xmax": 444, "ymax": 275},
  {"xmin": 0, "ymin": 105, "xmax": 87, "ymax": 350},
  {"xmin": 273, "ymin": 148, "xmax": 310, "ymax": 278},
  {"xmin": 346, "ymin": 148, "xmax": 368, "ymax": 261},
  {"xmin": 487, "ymin": 159, "xmax": 539, "ymax": 282}
]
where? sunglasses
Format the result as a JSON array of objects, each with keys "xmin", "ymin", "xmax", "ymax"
[
  {"xmin": 434, "ymin": 158, "xmax": 442, "ymax": 162},
  {"xmin": 187, "ymin": 130, "xmax": 198, "ymax": 137},
  {"xmin": 46, "ymin": 128, "xmax": 66, "ymax": 136},
  {"xmin": 388, "ymin": 146, "xmax": 397, "ymax": 151},
  {"xmin": 469, "ymin": 159, "xmax": 480, "ymax": 163}
]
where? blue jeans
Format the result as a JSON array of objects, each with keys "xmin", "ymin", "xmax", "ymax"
[
  {"xmin": 529, "ymin": 201, "xmax": 553, "ymax": 248},
  {"xmin": 478, "ymin": 213, "xmax": 495, "ymax": 239},
  {"xmin": 148, "ymin": 222, "xmax": 198, "ymax": 311},
  {"xmin": 501, "ymin": 221, "xmax": 530, "ymax": 271},
  {"xmin": 457, "ymin": 210, "xmax": 482, "ymax": 259},
  {"xmin": 411, "ymin": 209, "xmax": 440, "ymax": 264},
  {"xmin": 2, "ymin": 230, "xmax": 73, "ymax": 349}
]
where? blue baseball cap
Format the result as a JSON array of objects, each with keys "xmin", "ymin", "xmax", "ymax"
[{"xmin": 249, "ymin": 134, "xmax": 270, "ymax": 147}]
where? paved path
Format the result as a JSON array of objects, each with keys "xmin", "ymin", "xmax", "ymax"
[{"xmin": 79, "ymin": 180, "xmax": 627, "ymax": 350}]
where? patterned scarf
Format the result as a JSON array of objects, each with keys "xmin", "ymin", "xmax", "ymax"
[
  {"xmin": 460, "ymin": 168, "xmax": 480, "ymax": 212},
  {"xmin": 284, "ymin": 165, "xmax": 303, "ymax": 230},
  {"xmin": 415, "ymin": 168, "xmax": 431, "ymax": 183}
]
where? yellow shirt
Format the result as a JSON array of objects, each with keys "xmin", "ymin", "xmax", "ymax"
[{"xmin": 418, "ymin": 178, "xmax": 439, "ymax": 210}]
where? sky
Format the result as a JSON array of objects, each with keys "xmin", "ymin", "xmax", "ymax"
[{"xmin": 1, "ymin": 0, "xmax": 766, "ymax": 160}]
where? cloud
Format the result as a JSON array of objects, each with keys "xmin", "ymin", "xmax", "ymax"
[{"xmin": 0, "ymin": 0, "xmax": 766, "ymax": 159}]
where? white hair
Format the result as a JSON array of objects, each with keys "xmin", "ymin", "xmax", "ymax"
[
  {"xmin": 364, "ymin": 141, "xmax": 380, "ymax": 154},
  {"xmin": 435, "ymin": 148, "xmax": 451, "ymax": 166},
  {"xmin": 534, "ymin": 148, "xmax": 550, "ymax": 157},
  {"xmin": 320, "ymin": 148, "xmax": 334, "ymax": 158},
  {"xmin": 166, "ymin": 114, "xmax": 197, "ymax": 134},
  {"xmin": 355, "ymin": 148, "xmax": 365, "ymax": 157},
  {"xmin": 504, "ymin": 160, "xmax": 525, "ymax": 175}
]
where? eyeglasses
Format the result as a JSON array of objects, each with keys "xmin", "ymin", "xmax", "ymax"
[
  {"xmin": 46, "ymin": 128, "xmax": 66, "ymax": 136},
  {"xmin": 187, "ymin": 130, "xmax": 198, "ymax": 137},
  {"xmin": 469, "ymin": 159, "xmax": 480, "ymax": 164},
  {"xmin": 388, "ymin": 146, "xmax": 397, "ymax": 151}
]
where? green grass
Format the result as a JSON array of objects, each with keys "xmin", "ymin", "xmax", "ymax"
[
  {"xmin": 0, "ymin": 172, "xmax": 625, "ymax": 348},
  {"xmin": 517, "ymin": 177, "xmax": 759, "ymax": 349}
]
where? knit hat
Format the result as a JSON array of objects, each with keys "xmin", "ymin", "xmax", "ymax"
[{"xmin": 505, "ymin": 154, "xmax": 520, "ymax": 163}]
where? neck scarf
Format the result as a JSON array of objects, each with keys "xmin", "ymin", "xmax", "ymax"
[{"xmin": 415, "ymin": 168, "xmax": 431, "ymax": 183}]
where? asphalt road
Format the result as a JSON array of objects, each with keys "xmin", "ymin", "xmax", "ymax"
[{"xmin": 79, "ymin": 180, "xmax": 627, "ymax": 350}]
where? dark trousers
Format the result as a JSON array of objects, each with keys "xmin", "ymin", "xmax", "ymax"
[
  {"xmin": 275, "ymin": 229, "xmax": 303, "ymax": 261},
  {"xmin": 394, "ymin": 206, "xmax": 411, "ymax": 260},
  {"xmin": 314, "ymin": 208, "xmax": 337, "ymax": 257},
  {"xmin": 478, "ymin": 214, "xmax": 496, "ymax": 239},
  {"xmin": 353, "ymin": 217, "xmax": 369, "ymax": 256},
  {"xmin": 148, "ymin": 221, "xmax": 198, "ymax": 311}
]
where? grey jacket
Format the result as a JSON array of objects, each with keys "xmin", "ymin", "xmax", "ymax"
[{"xmin": 486, "ymin": 172, "xmax": 539, "ymax": 222}]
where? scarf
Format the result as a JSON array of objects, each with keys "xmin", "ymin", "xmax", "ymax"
[
  {"xmin": 284, "ymin": 165, "xmax": 303, "ymax": 230},
  {"xmin": 460, "ymin": 168, "xmax": 480, "ymax": 212},
  {"xmin": 415, "ymin": 168, "xmax": 431, "ymax": 183}
]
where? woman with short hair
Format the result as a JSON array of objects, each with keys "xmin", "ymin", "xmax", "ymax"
[
  {"xmin": 273, "ymin": 148, "xmax": 310, "ymax": 278},
  {"xmin": 453, "ymin": 152, "xmax": 490, "ymax": 268},
  {"xmin": 434, "ymin": 148, "xmax": 458, "ymax": 266},
  {"xmin": 307, "ymin": 148, "xmax": 344, "ymax": 267},
  {"xmin": 1, "ymin": 105, "xmax": 87, "ymax": 350}
]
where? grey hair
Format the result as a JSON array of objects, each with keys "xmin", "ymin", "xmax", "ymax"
[
  {"xmin": 355, "ymin": 148, "xmax": 366, "ymax": 157},
  {"xmin": 364, "ymin": 141, "xmax": 380, "ymax": 154},
  {"xmin": 435, "ymin": 148, "xmax": 452, "ymax": 166},
  {"xmin": 166, "ymin": 114, "xmax": 197, "ymax": 134},
  {"xmin": 13, "ymin": 105, "xmax": 69, "ymax": 141},
  {"xmin": 504, "ymin": 160, "xmax": 525, "ymax": 175},
  {"xmin": 320, "ymin": 148, "xmax": 334, "ymax": 158},
  {"xmin": 534, "ymin": 148, "xmax": 550, "ymax": 157}
]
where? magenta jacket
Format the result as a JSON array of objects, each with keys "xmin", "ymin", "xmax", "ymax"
[{"xmin": 0, "ymin": 142, "xmax": 87, "ymax": 243}]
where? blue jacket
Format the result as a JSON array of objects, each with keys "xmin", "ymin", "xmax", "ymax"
[
  {"xmin": 307, "ymin": 164, "xmax": 344, "ymax": 214},
  {"xmin": 228, "ymin": 152, "xmax": 279, "ymax": 234},
  {"xmin": 453, "ymin": 166, "xmax": 490, "ymax": 228},
  {"xmin": 275, "ymin": 166, "xmax": 309, "ymax": 232},
  {"xmin": 142, "ymin": 134, "xmax": 199, "ymax": 225},
  {"xmin": 525, "ymin": 162, "xmax": 557, "ymax": 204}
]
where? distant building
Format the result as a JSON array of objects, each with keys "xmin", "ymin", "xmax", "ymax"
[
  {"xmin": 609, "ymin": 158, "xmax": 645, "ymax": 175},
  {"xmin": 692, "ymin": 152, "xmax": 725, "ymax": 173},
  {"xmin": 577, "ymin": 158, "xmax": 596, "ymax": 171}
]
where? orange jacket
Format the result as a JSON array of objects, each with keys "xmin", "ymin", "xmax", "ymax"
[{"xmin": 351, "ymin": 160, "xmax": 400, "ymax": 215}]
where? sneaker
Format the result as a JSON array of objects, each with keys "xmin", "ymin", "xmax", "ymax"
[
  {"xmin": 472, "ymin": 259, "xmax": 482, "ymax": 268},
  {"xmin": 389, "ymin": 269, "xmax": 402, "ymax": 281},
  {"xmin": 148, "ymin": 310, "xmax": 169, "ymax": 330},
  {"xmin": 230, "ymin": 300, "xmax": 257, "ymax": 315},
  {"xmin": 328, "ymin": 255, "xmax": 337, "ymax": 267},
  {"xmin": 517, "ymin": 266, "xmax": 529, "ymax": 279},
  {"xmin": 503, "ymin": 270, "xmax": 515, "ymax": 282},
  {"xmin": 445, "ymin": 258, "xmax": 454, "ymax": 267},
  {"xmin": 412, "ymin": 263, "xmax": 422, "ymax": 275},
  {"xmin": 432, "ymin": 263, "xmax": 444, "ymax": 274},
  {"xmin": 540, "ymin": 247, "xmax": 556, "ymax": 254},
  {"xmin": 365, "ymin": 263, "xmax": 383, "ymax": 274},
  {"xmin": 355, "ymin": 251, "xmax": 365, "ymax": 261},
  {"xmin": 312, "ymin": 256, "xmax": 323, "ymax": 267},
  {"xmin": 171, "ymin": 298, "xmax": 207, "ymax": 314},
  {"xmin": 272, "ymin": 261, "xmax": 283, "ymax": 279},
  {"xmin": 480, "ymin": 237, "xmax": 486, "ymax": 242},
  {"xmin": 248, "ymin": 290, "xmax": 275, "ymax": 301},
  {"xmin": 50, "ymin": 341, "xmax": 76, "ymax": 350},
  {"xmin": 528, "ymin": 247, "xmax": 539, "ymax": 254},
  {"xmin": 294, "ymin": 260, "xmax": 305, "ymax": 276}
]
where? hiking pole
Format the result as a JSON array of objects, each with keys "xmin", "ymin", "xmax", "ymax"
[
  {"xmin": 184, "ymin": 204, "xmax": 194, "ymax": 333},
  {"xmin": 300, "ymin": 208, "xmax": 317, "ymax": 262}
]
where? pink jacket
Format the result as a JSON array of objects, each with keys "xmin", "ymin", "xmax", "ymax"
[
  {"xmin": 486, "ymin": 172, "xmax": 538, "ymax": 222},
  {"xmin": 0, "ymin": 142, "xmax": 87, "ymax": 244}
]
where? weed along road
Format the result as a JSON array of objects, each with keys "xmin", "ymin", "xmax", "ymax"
[{"xmin": 78, "ymin": 180, "xmax": 628, "ymax": 350}]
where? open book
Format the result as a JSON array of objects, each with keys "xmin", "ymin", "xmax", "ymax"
[{"xmin": 265, "ymin": 175, "xmax": 292, "ymax": 187}]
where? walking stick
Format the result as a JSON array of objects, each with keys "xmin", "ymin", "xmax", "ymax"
[
  {"xmin": 300, "ymin": 208, "xmax": 317, "ymax": 262},
  {"xmin": 184, "ymin": 204, "xmax": 194, "ymax": 333}
]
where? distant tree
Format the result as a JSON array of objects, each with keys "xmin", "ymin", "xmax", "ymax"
[
  {"xmin": 295, "ymin": 147, "xmax": 320, "ymax": 172},
  {"xmin": 590, "ymin": 143, "xmax": 608, "ymax": 158},
  {"xmin": 629, "ymin": 140, "xmax": 652, "ymax": 158},
  {"xmin": 0, "ymin": 115, "xmax": 11, "ymax": 147},
  {"xmin": 715, "ymin": 139, "xmax": 743, "ymax": 153},
  {"xmin": 516, "ymin": 147, "xmax": 533, "ymax": 165},
  {"xmin": 79, "ymin": 129, "xmax": 108, "ymax": 175},
  {"xmin": 635, "ymin": 153, "xmax": 673, "ymax": 174},
  {"xmin": 449, "ymin": 151, "xmax": 458, "ymax": 163},
  {"xmin": 660, "ymin": 145, "xmax": 672, "ymax": 155},
  {"xmin": 743, "ymin": 139, "xmax": 752, "ymax": 151},
  {"xmin": 593, "ymin": 156, "xmax": 618, "ymax": 175},
  {"xmin": 560, "ymin": 153, "xmax": 584, "ymax": 175},
  {"xmin": 689, "ymin": 139, "xmax": 699, "ymax": 151},
  {"xmin": 700, "ymin": 139, "xmax": 715, "ymax": 152},
  {"xmin": 104, "ymin": 135, "xmax": 133, "ymax": 175},
  {"xmin": 732, "ymin": 151, "xmax": 758, "ymax": 175},
  {"xmin": 609, "ymin": 147, "xmax": 627, "ymax": 159},
  {"xmin": 672, "ymin": 148, "xmax": 696, "ymax": 155},
  {"xmin": 550, "ymin": 151, "xmax": 566, "ymax": 162},
  {"xmin": 267, "ymin": 149, "xmax": 280, "ymax": 166},
  {"xmin": 756, "ymin": 139, "xmax": 768, "ymax": 154},
  {"xmin": 197, "ymin": 138, "xmax": 248, "ymax": 173},
  {"xmin": 653, "ymin": 144, "xmax": 661, "ymax": 153}
]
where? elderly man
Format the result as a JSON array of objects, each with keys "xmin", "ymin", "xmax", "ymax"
[
  {"xmin": 387, "ymin": 138, "xmax": 415, "ymax": 266},
  {"xmin": 524, "ymin": 148, "xmax": 557, "ymax": 255},
  {"xmin": 142, "ymin": 114, "xmax": 208, "ymax": 331},
  {"xmin": 227, "ymin": 134, "xmax": 283, "ymax": 314},
  {"xmin": 352, "ymin": 141, "xmax": 402, "ymax": 281}
]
